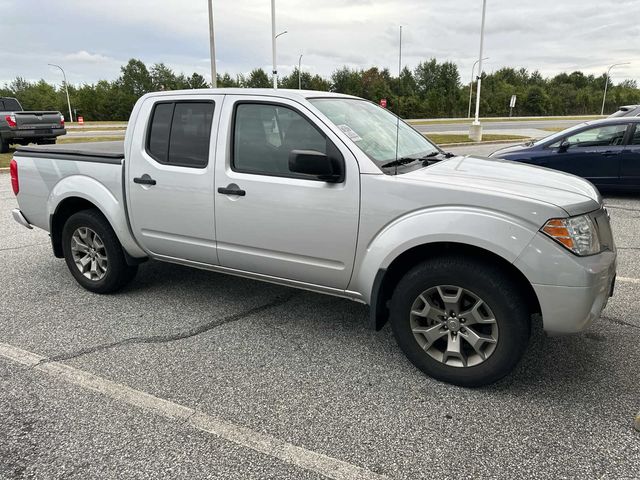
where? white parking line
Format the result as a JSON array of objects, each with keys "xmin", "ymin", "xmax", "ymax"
[
  {"xmin": 618, "ymin": 277, "xmax": 640, "ymax": 285},
  {"xmin": 0, "ymin": 342, "xmax": 388, "ymax": 480}
]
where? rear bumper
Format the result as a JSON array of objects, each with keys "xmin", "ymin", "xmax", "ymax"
[
  {"xmin": 3, "ymin": 128, "xmax": 66, "ymax": 140},
  {"xmin": 12, "ymin": 209, "xmax": 33, "ymax": 229}
]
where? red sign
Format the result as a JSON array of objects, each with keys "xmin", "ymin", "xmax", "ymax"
[
  {"xmin": 380, "ymin": 98, "xmax": 387, "ymax": 108},
  {"xmin": 78, "ymin": 116, "xmax": 84, "ymax": 125}
]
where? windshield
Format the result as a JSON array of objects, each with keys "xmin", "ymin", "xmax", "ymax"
[{"xmin": 309, "ymin": 98, "xmax": 438, "ymax": 169}]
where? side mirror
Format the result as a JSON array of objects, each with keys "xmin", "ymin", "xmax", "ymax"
[
  {"xmin": 558, "ymin": 140, "xmax": 570, "ymax": 152},
  {"xmin": 289, "ymin": 149, "xmax": 343, "ymax": 182}
]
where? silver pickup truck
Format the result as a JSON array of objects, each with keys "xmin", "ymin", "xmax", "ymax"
[
  {"xmin": 9, "ymin": 88, "xmax": 616, "ymax": 386},
  {"xmin": 1, "ymin": 97, "xmax": 66, "ymax": 152}
]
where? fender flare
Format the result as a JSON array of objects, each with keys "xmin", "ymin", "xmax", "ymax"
[
  {"xmin": 348, "ymin": 206, "xmax": 541, "ymax": 329},
  {"xmin": 47, "ymin": 175, "xmax": 146, "ymax": 258}
]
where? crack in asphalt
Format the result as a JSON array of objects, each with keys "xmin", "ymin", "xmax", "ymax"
[
  {"xmin": 34, "ymin": 293, "xmax": 297, "ymax": 366},
  {"xmin": 602, "ymin": 315, "xmax": 640, "ymax": 331},
  {"xmin": 0, "ymin": 242, "xmax": 49, "ymax": 252}
]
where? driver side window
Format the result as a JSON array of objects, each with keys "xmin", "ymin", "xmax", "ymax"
[
  {"xmin": 559, "ymin": 124, "xmax": 628, "ymax": 148},
  {"xmin": 232, "ymin": 103, "xmax": 327, "ymax": 177}
]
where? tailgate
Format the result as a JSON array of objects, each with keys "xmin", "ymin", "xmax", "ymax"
[{"xmin": 14, "ymin": 111, "xmax": 63, "ymax": 130}]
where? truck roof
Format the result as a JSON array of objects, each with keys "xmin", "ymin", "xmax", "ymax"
[{"xmin": 141, "ymin": 88, "xmax": 359, "ymax": 101}]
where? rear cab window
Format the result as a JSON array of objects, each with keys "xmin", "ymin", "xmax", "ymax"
[
  {"xmin": 146, "ymin": 101, "xmax": 215, "ymax": 168},
  {"xmin": 1, "ymin": 98, "xmax": 22, "ymax": 111}
]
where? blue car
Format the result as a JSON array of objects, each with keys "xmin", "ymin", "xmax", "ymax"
[{"xmin": 489, "ymin": 118, "xmax": 640, "ymax": 191}]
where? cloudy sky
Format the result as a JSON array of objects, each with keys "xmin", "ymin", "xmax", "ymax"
[{"xmin": 1, "ymin": 0, "xmax": 639, "ymax": 87}]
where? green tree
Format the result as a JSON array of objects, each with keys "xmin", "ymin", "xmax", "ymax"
[
  {"xmin": 245, "ymin": 69, "xmax": 270, "ymax": 88},
  {"xmin": 523, "ymin": 86, "xmax": 551, "ymax": 115}
]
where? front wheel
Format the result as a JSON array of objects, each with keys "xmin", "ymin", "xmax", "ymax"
[
  {"xmin": 390, "ymin": 256, "xmax": 531, "ymax": 387},
  {"xmin": 61, "ymin": 209, "xmax": 138, "ymax": 293}
]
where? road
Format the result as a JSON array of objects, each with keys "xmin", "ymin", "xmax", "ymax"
[
  {"xmin": 1, "ymin": 172, "xmax": 639, "ymax": 479},
  {"xmin": 412, "ymin": 118, "xmax": 587, "ymax": 133},
  {"xmin": 64, "ymin": 130, "xmax": 126, "ymax": 138},
  {"xmin": 60, "ymin": 118, "xmax": 589, "ymax": 139}
]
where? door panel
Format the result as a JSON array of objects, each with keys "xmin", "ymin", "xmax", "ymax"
[
  {"xmin": 551, "ymin": 146, "xmax": 622, "ymax": 185},
  {"xmin": 214, "ymin": 96, "xmax": 360, "ymax": 289},
  {"xmin": 127, "ymin": 95, "xmax": 223, "ymax": 264}
]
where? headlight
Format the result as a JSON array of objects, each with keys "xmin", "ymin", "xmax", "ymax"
[{"xmin": 541, "ymin": 214, "xmax": 601, "ymax": 256}]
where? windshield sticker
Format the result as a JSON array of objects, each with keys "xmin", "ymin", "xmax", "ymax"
[{"xmin": 337, "ymin": 124, "xmax": 363, "ymax": 142}]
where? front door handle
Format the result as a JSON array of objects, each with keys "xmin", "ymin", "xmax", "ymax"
[
  {"xmin": 133, "ymin": 174, "xmax": 157, "ymax": 186},
  {"xmin": 218, "ymin": 184, "xmax": 246, "ymax": 196}
]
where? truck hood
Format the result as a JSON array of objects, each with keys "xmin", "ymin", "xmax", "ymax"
[{"xmin": 404, "ymin": 155, "xmax": 601, "ymax": 216}]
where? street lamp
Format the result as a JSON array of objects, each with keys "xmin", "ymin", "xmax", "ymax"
[
  {"xmin": 271, "ymin": 0, "xmax": 288, "ymax": 89},
  {"xmin": 600, "ymin": 62, "xmax": 630, "ymax": 115},
  {"xmin": 469, "ymin": 0, "xmax": 487, "ymax": 141},
  {"xmin": 468, "ymin": 57, "xmax": 489, "ymax": 119},
  {"xmin": 48, "ymin": 64, "xmax": 73, "ymax": 123},
  {"xmin": 272, "ymin": 30, "xmax": 288, "ymax": 88},
  {"xmin": 298, "ymin": 54, "xmax": 303, "ymax": 89},
  {"xmin": 207, "ymin": 0, "xmax": 217, "ymax": 88}
]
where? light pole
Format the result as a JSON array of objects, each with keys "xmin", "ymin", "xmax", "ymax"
[
  {"xmin": 271, "ymin": 0, "xmax": 288, "ymax": 89},
  {"xmin": 601, "ymin": 62, "xmax": 629, "ymax": 115},
  {"xmin": 207, "ymin": 0, "xmax": 217, "ymax": 88},
  {"xmin": 469, "ymin": 0, "xmax": 487, "ymax": 141},
  {"xmin": 298, "ymin": 54, "xmax": 303, "ymax": 89},
  {"xmin": 48, "ymin": 64, "xmax": 73, "ymax": 123},
  {"xmin": 468, "ymin": 57, "xmax": 489, "ymax": 118}
]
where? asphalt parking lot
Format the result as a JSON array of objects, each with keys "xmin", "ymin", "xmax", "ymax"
[{"xmin": 1, "ymin": 165, "xmax": 639, "ymax": 479}]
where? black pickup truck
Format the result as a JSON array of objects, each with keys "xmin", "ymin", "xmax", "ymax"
[{"xmin": 0, "ymin": 97, "xmax": 66, "ymax": 153}]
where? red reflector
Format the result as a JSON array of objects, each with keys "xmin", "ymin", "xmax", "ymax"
[
  {"xmin": 10, "ymin": 159, "xmax": 19, "ymax": 195},
  {"xmin": 5, "ymin": 114, "xmax": 17, "ymax": 128}
]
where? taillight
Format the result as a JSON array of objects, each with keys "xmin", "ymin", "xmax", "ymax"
[
  {"xmin": 5, "ymin": 114, "xmax": 17, "ymax": 128},
  {"xmin": 60, "ymin": 114, "xmax": 65, "ymax": 127},
  {"xmin": 10, "ymin": 159, "xmax": 18, "ymax": 195}
]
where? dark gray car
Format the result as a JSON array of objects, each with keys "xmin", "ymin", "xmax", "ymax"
[{"xmin": 609, "ymin": 104, "xmax": 640, "ymax": 118}]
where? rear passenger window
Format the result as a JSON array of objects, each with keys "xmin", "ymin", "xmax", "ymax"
[
  {"xmin": 147, "ymin": 103, "xmax": 173, "ymax": 163},
  {"xmin": 147, "ymin": 101, "xmax": 214, "ymax": 168},
  {"xmin": 233, "ymin": 103, "xmax": 327, "ymax": 176}
]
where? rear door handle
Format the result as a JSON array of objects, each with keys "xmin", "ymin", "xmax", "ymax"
[
  {"xmin": 133, "ymin": 174, "xmax": 157, "ymax": 186},
  {"xmin": 218, "ymin": 184, "xmax": 246, "ymax": 196}
]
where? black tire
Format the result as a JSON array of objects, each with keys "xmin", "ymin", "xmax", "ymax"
[
  {"xmin": 0, "ymin": 138, "xmax": 9, "ymax": 153},
  {"xmin": 390, "ymin": 255, "xmax": 531, "ymax": 387},
  {"xmin": 61, "ymin": 209, "xmax": 138, "ymax": 293}
]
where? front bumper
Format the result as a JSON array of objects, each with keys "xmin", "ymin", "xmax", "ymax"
[
  {"xmin": 532, "ymin": 271, "xmax": 615, "ymax": 335},
  {"xmin": 514, "ymin": 232, "xmax": 616, "ymax": 335},
  {"xmin": 12, "ymin": 209, "xmax": 33, "ymax": 229}
]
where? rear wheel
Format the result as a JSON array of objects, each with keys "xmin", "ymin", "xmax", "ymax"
[
  {"xmin": 0, "ymin": 138, "xmax": 9, "ymax": 153},
  {"xmin": 390, "ymin": 255, "xmax": 531, "ymax": 387},
  {"xmin": 61, "ymin": 209, "xmax": 137, "ymax": 293}
]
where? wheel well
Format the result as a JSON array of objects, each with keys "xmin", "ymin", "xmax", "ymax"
[
  {"xmin": 370, "ymin": 242, "xmax": 542, "ymax": 331},
  {"xmin": 50, "ymin": 197, "xmax": 99, "ymax": 258}
]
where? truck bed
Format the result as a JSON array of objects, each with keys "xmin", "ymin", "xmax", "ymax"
[{"xmin": 17, "ymin": 141, "xmax": 124, "ymax": 162}]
